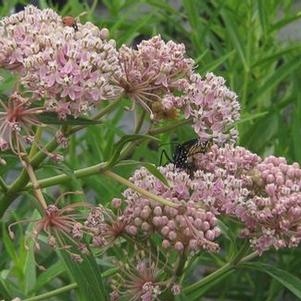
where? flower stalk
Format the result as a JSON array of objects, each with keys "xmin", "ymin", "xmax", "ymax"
[{"xmin": 103, "ymin": 170, "xmax": 178, "ymax": 208}]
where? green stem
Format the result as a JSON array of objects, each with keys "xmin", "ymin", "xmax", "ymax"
[
  {"xmin": 103, "ymin": 170, "xmax": 177, "ymax": 208},
  {"xmin": 0, "ymin": 176, "xmax": 8, "ymax": 193},
  {"xmin": 26, "ymin": 162, "xmax": 107, "ymax": 189},
  {"xmin": 0, "ymin": 112, "xmax": 188, "ymax": 216},
  {"xmin": 68, "ymin": 100, "xmax": 120, "ymax": 135},
  {"xmin": 29, "ymin": 127, "xmax": 43, "ymax": 159},
  {"xmin": 22, "ymin": 267, "xmax": 118, "ymax": 301},
  {"xmin": 183, "ymin": 251, "xmax": 257, "ymax": 295},
  {"xmin": 0, "ymin": 102, "xmax": 119, "ymax": 217},
  {"xmin": 175, "ymin": 249, "xmax": 188, "ymax": 278},
  {"xmin": 149, "ymin": 118, "xmax": 191, "ymax": 135},
  {"xmin": 17, "ymin": 118, "xmax": 191, "ymax": 194},
  {"xmin": 23, "ymin": 283, "xmax": 77, "ymax": 301}
]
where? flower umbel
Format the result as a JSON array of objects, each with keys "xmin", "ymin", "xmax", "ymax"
[
  {"xmin": 118, "ymin": 165, "xmax": 221, "ymax": 253},
  {"xmin": 117, "ymin": 35, "xmax": 194, "ymax": 119}
]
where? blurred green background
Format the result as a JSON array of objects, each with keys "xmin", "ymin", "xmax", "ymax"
[{"xmin": 1, "ymin": 0, "xmax": 301, "ymax": 300}]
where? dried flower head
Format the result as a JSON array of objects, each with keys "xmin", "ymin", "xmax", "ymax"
[
  {"xmin": 0, "ymin": 92, "xmax": 43, "ymax": 153},
  {"xmin": 85, "ymin": 205, "xmax": 128, "ymax": 249},
  {"xmin": 9, "ymin": 195, "xmax": 93, "ymax": 260},
  {"xmin": 111, "ymin": 251, "xmax": 169, "ymax": 301}
]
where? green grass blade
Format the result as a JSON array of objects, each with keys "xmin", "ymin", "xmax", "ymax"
[
  {"xmin": 251, "ymin": 56, "xmax": 301, "ymax": 104},
  {"xmin": 221, "ymin": 9, "xmax": 249, "ymax": 71}
]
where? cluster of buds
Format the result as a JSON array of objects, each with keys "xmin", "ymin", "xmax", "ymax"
[
  {"xmin": 237, "ymin": 156, "xmax": 301, "ymax": 254},
  {"xmin": 120, "ymin": 165, "xmax": 221, "ymax": 253},
  {"xmin": 192, "ymin": 145, "xmax": 301, "ymax": 254}
]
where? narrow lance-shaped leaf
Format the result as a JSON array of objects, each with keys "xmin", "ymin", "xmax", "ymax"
[
  {"xmin": 243, "ymin": 263, "xmax": 301, "ymax": 299},
  {"xmin": 107, "ymin": 134, "xmax": 159, "ymax": 168},
  {"xmin": 59, "ymin": 251, "xmax": 108, "ymax": 301}
]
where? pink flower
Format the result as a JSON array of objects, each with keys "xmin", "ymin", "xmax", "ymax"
[
  {"xmin": 116, "ymin": 35, "xmax": 194, "ymax": 119},
  {"xmin": 0, "ymin": 5, "xmax": 61, "ymax": 71},
  {"xmin": 21, "ymin": 19, "xmax": 122, "ymax": 117}
]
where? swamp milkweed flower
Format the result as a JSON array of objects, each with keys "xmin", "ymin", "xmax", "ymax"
[
  {"xmin": 0, "ymin": 5, "xmax": 61, "ymax": 71},
  {"xmin": 0, "ymin": 5, "xmax": 122, "ymax": 118},
  {"xmin": 116, "ymin": 35, "xmax": 194, "ymax": 120},
  {"xmin": 194, "ymin": 145, "xmax": 301, "ymax": 254}
]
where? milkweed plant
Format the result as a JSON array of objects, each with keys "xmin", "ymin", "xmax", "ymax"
[{"xmin": 1, "ymin": 4, "xmax": 301, "ymax": 301}]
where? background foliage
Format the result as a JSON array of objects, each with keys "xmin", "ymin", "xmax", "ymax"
[{"xmin": 1, "ymin": 0, "xmax": 301, "ymax": 300}]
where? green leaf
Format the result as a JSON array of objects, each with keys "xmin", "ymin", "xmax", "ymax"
[
  {"xmin": 270, "ymin": 12, "xmax": 301, "ymax": 32},
  {"xmin": 24, "ymin": 214, "xmax": 39, "ymax": 295},
  {"xmin": 221, "ymin": 9, "xmax": 249, "ymax": 71},
  {"xmin": 38, "ymin": 112, "xmax": 103, "ymax": 125},
  {"xmin": 33, "ymin": 260, "xmax": 65, "ymax": 292},
  {"xmin": 243, "ymin": 263, "xmax": 301, "ymax": 299},
  {"xmin": 198, "ymin": 51, "xmax": 234, "ymax": 74},
  {"xmin": 183, "ymin": 262, "xmax": 234, "ymax": 300},
  {"xmin": 0, "ymin": 271, "xmax": 12, "ymax": 300},
  {"xmin": 251, "ymin": 56, "xmax": 301, "ymax": 103},
  {"xmin": 252, "ymin": 45, "xmax": 301, "ymax": 68},
  {"xmin": 107, "ymin": 134, "xmax": 159, "ymax": 168},
  {"xmin": 116, "ymin": 160, "xmax": 169, "ymax": 186},
  {"xmin": 256, "ymin": 0, "xmax": 268, "ymax": 38},
  {"xmin": 59, "ymin": 251, "xmax": 108, "ymax": 301}
]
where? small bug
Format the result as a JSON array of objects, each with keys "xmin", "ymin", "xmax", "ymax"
[
  {"xmin": 160, "ymin": 138, "xmax": 213, "ymax": 176},
  {"xmin": 62, "ymin": 16, "xmax": 78, "ymax": 31}
]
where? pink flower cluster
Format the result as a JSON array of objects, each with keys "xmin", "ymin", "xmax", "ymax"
[
  {"xmin": 117, "ymin": 35, "xmax": 240, "ymax": 143},
  {"xmin": 0, "ymin": 6, "xmax": 122, "ymax": 118},
  {"xmin": 238, "ymin": 156, "xmax": 301, "ymax": 253},
  {"xmin": 0, "ymin": 5, "xmax": 61, "ymax": 70},
  {"xmin": 194, "ymin": 145, "xmax": 301, "ymax": 253},
  {"xmin": 122, "ymin": 165, "xmax": 221, "ymax": 253},
  {"xmin": 117, "ymin": 35, "xmax": 194, "ymax": 119},
  {"xmin": 163, "ymin": 73, "xmax": 240, "ymax": 144},
  {"xmin": 184, "ymin": 73, "xmax": 240, "ymax": 144}
]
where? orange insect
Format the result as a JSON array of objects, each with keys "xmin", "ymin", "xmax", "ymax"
[{"xmin": 62, "ymin": 16, "xmax": 78, "ymax": 31}]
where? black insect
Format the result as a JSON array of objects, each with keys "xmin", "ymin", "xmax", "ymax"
[{"xmin": 160, "ymin": 138, "xmax": 213, "ymax": 176}]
